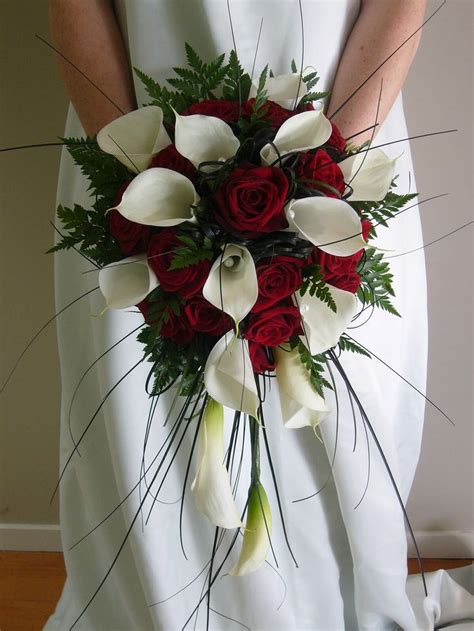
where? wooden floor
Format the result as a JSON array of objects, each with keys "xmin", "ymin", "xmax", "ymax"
[{"xmin": 0, "ymin": 552, "xmax": 471, "ymax": 631}]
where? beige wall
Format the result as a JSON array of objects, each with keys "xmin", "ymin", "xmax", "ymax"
[
  {"xmin": 404, "ymin": 0, "xmax": 473, "ymax": 557},
  {"xmin": 1, "ymin": 0, "xmax": 67, "ymax": 530},
  {"xmin": 0, "ymin": 1, "xmax": 472, "ymax": 553}
]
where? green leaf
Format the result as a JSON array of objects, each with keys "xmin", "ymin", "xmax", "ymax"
[
  {"xmin": 357, "ymin": 247, "xmax": 401, "ymax": 317},
  {"xmin": 299, "ymin": 264, "xmax": 337, "ymax": 312},
  {"xmin": 338, "ymin": 334, "xmax": 372, "ymax": 358},
  {"xmin": 290, "ymin": 340, "xmax": 333, "ymax": 398}
]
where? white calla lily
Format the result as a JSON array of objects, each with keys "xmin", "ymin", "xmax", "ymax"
[
  {"xmin": 261, "ymin": 109, "xmax": 332, "ymax": 165},
  {"xmin": 204, "ymin": 333, "xmax": 259, "ymax": 417},
  {"xmin": 249, "ymin": 72, "xmax": 308, "ymax": 109},
  {"xmin": 202, "ymin": 244, "xmax": 258, "ymax": 324},
  {"xmin": 115, "ymin": 168, "xmax": 198, "ymax": 227},
  {"xmin": 230, "ymin": 483, "xmax": 272, "ymax": 576},
  {"xmin": 339, "ymin": 148, "xmax": 396, "ymax": 201},
  {"xmin": 274, "ymin": 346, "xmax": 330, "ymax": 429},
  {"xmin": 98, "ymin": 254, "xmax": 158, "ymax": 310},
  {"xmin": 191, "ymin": 398, "xmax": 242, "ymax": 529},
  {"xmin": 97, "ymin": 106, "xmax": 171, "ymax": 173},
  {"xmin": 286, "ymin": 197, "xmax": 367, "ymax": 257},
  {"xmin": 174, "ymin": 112, "xmax": 240, "ymax": 169},
  {"xmin": 297, "ymin": 284, "xmax": 358, "ymax": 355}
]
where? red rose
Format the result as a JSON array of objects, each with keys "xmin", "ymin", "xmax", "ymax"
[
  {"xmin": 160, "ymin": 309, "xmax": 194, "ymax": 345},
  {"xmin": 246, "ymin": 98, "xmax": 292, "ymax": 128},
  {"xmin": 326, "ymin": 121, "xmax": 347, "ymax": 153},
  {"xmin": 295, "ymin": 149, "xmax": 345, "ymax": 198},
  {"xmin": 108, "ymin": 209, "xmax": 152, "ymax": 256},
  {"xmin": 312, "ymin": 249, "xmax": 362, "ymax": 294},
  {"xmin": 361, "ymin": 219, "xmax": 373, "ymax": 241},
  {"xmin": 215, "ymin": 165, "xmax": 289, "ymax": 237},
  {"xmin": 248, "ymin": 341, "xmax": 276, "ymax": 374},
  {"xmin": 147, "ymin": 229, "xmax": 211, "ymax": 299},
  {"xmin": 149, "ymin": 144, "xmax": 197, "ymax": 182},
  {"xmin": 136, "ymin": 298, "xmax": 155, "ymax": 325},
  {"xmin": 244, "ymin": 301, "xmax": 302, "ymax": 346},
  {"xmin": 184, "ymin": 296, "xmax": 233, "ymax": 336},
  {"xmin": 182, "ymin": 100, "xmax": 251, "ymax": 122},
  {"xmin": 253, "ymin": 255, "xmax": 304, "ymax": 312}
]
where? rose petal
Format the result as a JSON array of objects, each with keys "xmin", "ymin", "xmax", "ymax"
[
  {"xmin": 97, "ymin": 106, "xmax": 171, "ymax": 173},
  {"xmin": 297, "ymin": 284, "xmax": 358, "ymax": 355},
  {"xmin": 229, "ymin": 483, "xmax": 272, "ymax": 576},
  {"xmin": 202, "ymin": 244, "xmax": 258, "ymax": 323},
  {"xmin": 286, "ymin": 197, "xmax": 367, "ymax": 257},
  {"xmin": 98, "ymin": 254, "xmax": 158, "ymax": 310},
  {"xmin": 115, "ymin": 168, "xmax": 198, "ymax": 227},
  {"xmin": 191, "ymin": 398, "xmax": 242, "ymax": 529},
  {"xmin": 274, "ymin": 345, "xmax": 330, "ymax": 429},
  {"xmin": 249, "ymin": 72, "xmax": 308, "ymax": 109},
  {"xmin": 338, "ymin": 148, "xmax": 396, "ymax": 201},
  {"xmin": 261, "ymin": 109, "xmax": 332, "ymax": 165},
  {"xmin": 204, "ymin": 333, "xmax": 259, "ymax": 417},
  {"xmin": 174, "ymin": 112, "xmax": 240, "ymax": 169}
]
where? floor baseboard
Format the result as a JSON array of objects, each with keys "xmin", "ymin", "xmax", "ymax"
[
  {"xmin": 407, "ymin": 530, "xmax": 474, "ymax": 559},
  {"xmin": 0, "ymin": 524, "xmax": 62, "ymax": 552}
]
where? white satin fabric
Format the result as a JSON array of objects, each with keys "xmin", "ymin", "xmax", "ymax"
[{"xmin": 45, "ymin": 1, "xmax": 473, "ymax": 629}]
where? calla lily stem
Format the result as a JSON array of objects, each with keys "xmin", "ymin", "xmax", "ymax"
[{"xmin": 249, "ymin": 416, "xmax": 261, "ymax": 486}]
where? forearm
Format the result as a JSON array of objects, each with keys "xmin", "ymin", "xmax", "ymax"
[
  {"xmin": 48, "ymin": 0, "xmax": 136, "ymax": 136},
  {"xmin": 327, "ymin": 0, "xmax": 427, "ymax": 144}
]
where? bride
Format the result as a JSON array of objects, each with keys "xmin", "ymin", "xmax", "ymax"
[{"xmin": 44, "ymin": 1, "xmax": 472, "ymax": 629}]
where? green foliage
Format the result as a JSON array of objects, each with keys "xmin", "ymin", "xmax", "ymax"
[
  {"xmin": 291, "ymin": 340, "xmax": 333, "ymax": 397},
  {"xmin": 299, "ymin": 264, "xmax": 337, "ymax": 313},
  {"xmin": 251, "ymin": 65, "xmax": 268, "ymax": 115},
  {"xmin": 134, "ymin": 67, "xmax": 189, "ymax": 124},
  {"xmin": 62, "ymin": 137, "xmax": 131, "ymax": 201},
  {"xmin": 301, "ymin": 70, "xmax": 329, "ymax": 105},
  {"xmin": 167, "ymin": 234, "xmax": 214, "ymax": 270},
  {"xmin": 137, "ymin": 321, "xmax": 205, "ymax": 397},
  {"xmin": 223, "ymin": 49, "xmax": 252, "ymax": 101},
  {"xmin": 46, "ymin": 203, "xmax": 122, "ymax": 265},
  {"xmin": 168, "ymin": 45, "xmax": 228, "ymax": 101},
  {"xmin": 357, "ymin": 247, "xmax": 400, "ymax": 316},
  {"xmin": 48, "ymin": 137, "xmax": 130, "ymax": 264},
  {"xmin": 352, "ymin": 186, "xmax": 417, "ymax": 229},
  {"xmin": 338, "ymin": 334, "xmax": 372, "ymax": 358}
]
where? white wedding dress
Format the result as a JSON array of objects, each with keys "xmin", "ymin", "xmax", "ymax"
[{"xmin": 45, "ymin": 1, "xmax": 473, "ymax": 630}]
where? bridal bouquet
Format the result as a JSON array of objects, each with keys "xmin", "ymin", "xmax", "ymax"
[{"xmin": 52, "ymin": 45, "xmax": 413, "ymax": 575}]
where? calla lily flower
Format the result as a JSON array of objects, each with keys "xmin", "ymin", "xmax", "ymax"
[
  {"xmin": 297, "ymin": 284, "xmax": 358, "ymax": 355},
  {"xmin": 274, "ymin": 346, "xmax": 330, "ymax": 429},
  {"xmin": 286, "ymin": 197, "xmax": 367, "ymax": 257},
  {"xmin": 249, "ymin": 72, "xmax": 308, "ymax": 109},
  {"xmin": 114, "ymin": 168, "xmax": 198, "ymax": 227},
  {"xmin": 202, "ymin": 244, "xmax": 258, "ymax": 324},
  {"xmin": 296, "ymin": 285, "xmax": 357, "ymax": 355},
  {"xmin": 191, "ymin": 398, "xmax": 242, "ymax": 529},
  {"xmin": 174, "ymin": 111, "xmax": 240, "ymax": 169},
  {"xmin": 204, "ymin": 333, "xmax": 259, "ymax": 418},
  {"xmin": 230, "ymin": 483, "xmax": 272, "ymax": 576},
  {"xmin": 261, "ymin": 109, "xmax": 332, "ymax": 165},
  {"xmin": 338, "ymin": 148, "xmax": 396, "ymax": 201},
  {"xmin": 98, "ymin": 254, "xmax": 158, "ymax": 310},
  {"xmin": 97, "ymin": 106, "xmax": 171, "ymax": 173}
]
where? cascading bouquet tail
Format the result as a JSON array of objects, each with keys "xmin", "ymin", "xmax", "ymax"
[{"xmin": 51, "ymin": 44, "xmax": 415, "ymax": 575}]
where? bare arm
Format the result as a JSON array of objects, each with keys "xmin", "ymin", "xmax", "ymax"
[
  {"xmin": 327, "ymin": 0, "xmax": 428, "ymax": 144},
  {"xmin": 48, "ymin": 0, "xmax": 136, "ymax": 136}
]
